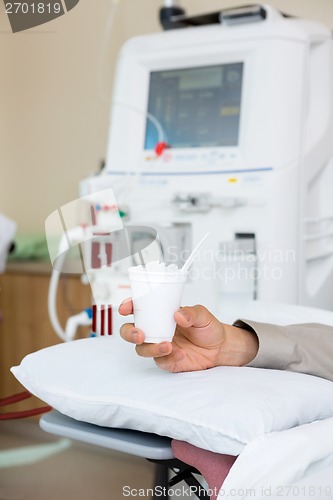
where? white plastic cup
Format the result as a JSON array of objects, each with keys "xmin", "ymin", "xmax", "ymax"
[{"xmin": 128, "ymin": 266, "xmax": 187, "ymax": 343}]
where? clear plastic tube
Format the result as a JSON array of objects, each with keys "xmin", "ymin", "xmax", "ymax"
[
  {"xmin": 106, "ymin": 101, "xmax": 167, "ymax": 207},
  {"xmin": 48, "ymin": 252, "xmax": 67, "ymax": 341},
  {"xmin": 163, "ymin": 0, "xmax": 180, "ymax": 7},
  {"xmin": 98, "ymin": 0, "xmax": 123, "ymax": 103}
]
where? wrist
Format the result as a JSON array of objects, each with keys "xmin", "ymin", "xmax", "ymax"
[{"xmin": 217, "ymin": 323, "xmax": 259, "ymax": 367}]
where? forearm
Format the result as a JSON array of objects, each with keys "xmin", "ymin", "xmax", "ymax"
[
  {"xmin": 233, "ymin": 320, "xmax": 333, "ymax": 381},
  {"xmin": 217, "ymin": 323, "xmax": 259, "ymax": 367}
]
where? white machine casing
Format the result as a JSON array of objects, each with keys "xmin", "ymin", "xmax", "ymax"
[{"xmin": 81, "ymin": 5, "xmax": 333, "ymax": 316}]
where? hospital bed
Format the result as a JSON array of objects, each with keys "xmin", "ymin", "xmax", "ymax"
[{"xmin": 25, "ymin": 302, "xmax": 333, "ymax": 500}]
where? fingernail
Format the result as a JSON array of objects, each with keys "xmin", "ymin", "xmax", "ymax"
[
  {"xmin": 179, "ymin": 309, "xmax": 190, "ymax": 321},
  {"xmin": 158, "ymin": 342, "xmax": 170, "ymax": 355},
  {"xmin": 131, "ymin": 329, "xmax": 140, "ymax": 343}
]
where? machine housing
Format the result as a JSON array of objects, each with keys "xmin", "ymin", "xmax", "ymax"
[{"xmin": 81, "ymin": 4, "xmax": 333, "ymax": 316}]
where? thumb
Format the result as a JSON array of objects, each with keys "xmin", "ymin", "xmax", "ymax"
[{"xmin": 175, "ymin": 305, "xmax": 215, "ymax": 328}]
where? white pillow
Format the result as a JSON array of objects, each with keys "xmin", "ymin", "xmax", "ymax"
[{"xmin": 11, "ymin": 333, "xmax": 333, "ymax": 456}]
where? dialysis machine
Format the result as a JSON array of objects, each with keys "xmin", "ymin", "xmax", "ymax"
[{"xmin": 50, "ymin": 3, "xmax": 333, "ymax": 339}]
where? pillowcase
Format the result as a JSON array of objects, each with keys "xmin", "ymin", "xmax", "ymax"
[{"xmin": 11, "ymin": 332, "xmax": 333, "ymax": 456}]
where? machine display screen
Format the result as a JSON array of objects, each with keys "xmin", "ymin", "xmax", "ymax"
[{"xmin": 144, "ymin": 62, "xmax": 243, "ymax": 149}]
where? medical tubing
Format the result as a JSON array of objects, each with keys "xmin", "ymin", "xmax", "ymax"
[
  {"xmin": 65, "ymin": 310, "xmax": 92, "ymax": 341},
  {"xmin": 110, "ymin": 101, "xmax": 167, "ymax": 206},
  {"xmin": 98, "ymin": 0, "xmax": 122, "ymax": 103},
  {"xmin": 48, "ymin": 252, "xmax": 67, "ymax": 342},
  {"xmin": 0, "ymin": 390, "xmax": 31, "ymax": 407},
  {"xmin": 0, "ymin": 390, "xmax": 52, "ymax": 420},
  {"xmin": 113, "ymin": 101, "xmax": 166, "ymax": 144},
  {"xmin": 164, "ymin": 0, "xmax": 180, "ymax": 7},
  {"xmin": 0, "ymin": 406, "xmax": 53, "ymax": 420}
]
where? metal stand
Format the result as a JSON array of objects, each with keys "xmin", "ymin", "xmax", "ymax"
[{"xmin": 148, "ymin": 458, "xmax": 210, "ymax": 500}]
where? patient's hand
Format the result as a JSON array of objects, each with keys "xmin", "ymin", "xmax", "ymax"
[{"xmin": 119, "ymin": 301, "xmax": 258, "ymax": 373}]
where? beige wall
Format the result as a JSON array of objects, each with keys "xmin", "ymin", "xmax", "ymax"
[{"xmin": 1, "ymin": 0, "xmax": 333, "ymax": 233}]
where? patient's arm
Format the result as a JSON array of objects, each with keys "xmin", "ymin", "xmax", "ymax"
[
  {"xmin": 119, "ymin": 301, "xmax": 258, "ymax": 373},
  {"xmin": 235, "ymin": 320, "xmax": 333, "ymax": 381},
  {"xmin": 119, "ymin": 300, "xmax": 333, "ymax": 380}
]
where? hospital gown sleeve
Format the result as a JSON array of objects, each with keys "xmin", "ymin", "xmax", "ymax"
[{"xmin": 233, "ymin": 320, "xmax": 333, "ymax": 381}]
